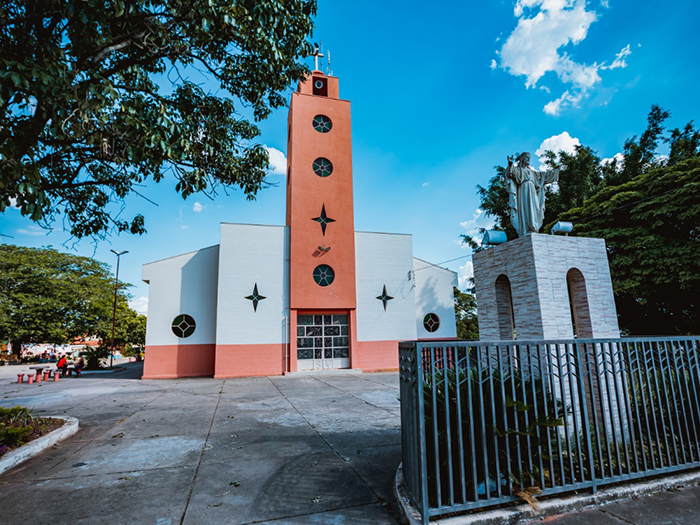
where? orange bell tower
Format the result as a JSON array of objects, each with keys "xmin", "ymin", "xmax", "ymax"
[{"xmin": 286, "ymin": 69, "xmax": 358, "ymax": 371}]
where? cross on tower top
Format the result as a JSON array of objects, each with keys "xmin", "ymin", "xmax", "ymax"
[{"xmin": 312, "ymin": 42, "xmax": 324, "ymax": 71}]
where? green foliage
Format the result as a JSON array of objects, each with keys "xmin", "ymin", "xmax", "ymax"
[
  {"xmin": 0, "ymin": 244, "xmax": 145, "ymax": 353},
  {"xmin": 454, "ymin": 286, "xmax": 479, "ymax": 340},
  {"xmin": 0, "ymin": 406, "xmax": 37, "ymax": 449},
  {"xmin": 423, "ymin": 359, "xmax": 563, "ymax": 506},
  {"xmin": 540, "ymin": 145, "xmax": 605, "ymax": 227},
  {"xmin": 611, "ymin": 104, "xmax": 670, "ymax": 186},
  {"xmin": 0, "ymin": 0, "xmax": 317, "ymax": 239},
  {"xmin": 560, "ymin": 157, "xmax": 700, "ymax": 335}
]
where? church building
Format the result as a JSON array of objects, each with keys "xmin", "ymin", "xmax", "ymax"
[{"xmin": 141, "ymin": 70, "xmax": 457, "ymax": 379}]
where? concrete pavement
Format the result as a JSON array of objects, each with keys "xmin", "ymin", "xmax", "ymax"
[
  {"xmin": 3, "ymin": 362, "xmax": 700, "ymax": 525},
  {"xmin": 0, "ymin": 363, "xmax": 402, "ymax": 524}
]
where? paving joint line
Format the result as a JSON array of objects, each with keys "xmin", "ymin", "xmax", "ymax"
[
  {"xmin": 178, "ymin": 383, "xmax": 224, "ymax": 525},
  {"xmin": 601, "ymin": 509, "xmax": 638, "ymax": 525}
]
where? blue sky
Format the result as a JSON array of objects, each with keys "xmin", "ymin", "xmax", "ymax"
[{"xmin": 2, "ymin": 0, "xmax": 699, "ymax": 315}]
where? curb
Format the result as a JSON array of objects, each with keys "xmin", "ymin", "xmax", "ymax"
[
  {"xmin": 0, "ymin": 416, "xmax": 79, "ymax": 476},
  {"xmin": 394, "ymin": 463, "xmax": 700, "ymax": 524},
  {"xmin": 81, "ymin": 366, "xmax": 126, "ymax": 375}
]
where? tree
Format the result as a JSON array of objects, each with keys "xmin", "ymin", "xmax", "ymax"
[
  {"xmin": 0, "ymin": 244, "xmax": 131, "ymax": 353},
  {"xmin": 0, "ymin": 0, "xmax": 317, "ymax": 239},
  {"xmin": 560, "ymin": 156, "xmax": 700, "ymax": 335},
  {"xmin": 94, "ymin": 298, "xmax": 146, "ymax": 353},
  {"xmin": 610, "ymin": 104, "xmax": 670, "ymax": 186},
  {"xmin": 540, "ymin": 145, "xmax": 605, "ymax": 226},
  {"xmin": 454, "ymin": 286, "xmax": 479, "ymax": 341}
]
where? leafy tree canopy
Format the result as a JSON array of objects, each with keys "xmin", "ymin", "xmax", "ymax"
[
  {"xmin": 560, "ymin": 156, "xmax": 700, "ymax": 335},
  {"xmin": 0, "ymin": 244, "xmax": 141, "ymax": 352},
  {"xmin": 454, "ymin": 286, "xmax": 479, "ymax": 341},
  {"xmin": 0, "ymin": 0, "xmax": 317, "ymax": 239}
]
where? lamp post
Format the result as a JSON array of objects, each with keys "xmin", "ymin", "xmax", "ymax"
[{"xmin": 110, "ymin": 250, "xmax": 128, "ymax": 368}]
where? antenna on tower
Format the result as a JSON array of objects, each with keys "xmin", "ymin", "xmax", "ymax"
[{"xmin": 326, "ymin": 50, "xmax": 332, "ymax": 76}]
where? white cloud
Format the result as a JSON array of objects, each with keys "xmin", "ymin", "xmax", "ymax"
[
  {"xmin": 601, "ymin": 152, "xmax": 624, "ymax": 170},
  {"xmin": 422, "ymin": 182, "xmax": 430, "ymax": 187},
  {"xmin": 16, "ymin": 225, "xmax": 46, "ymax": 236},
  {"xmin": 543, "ymin": 90, "xmax": 584, "ymax": 115},
  {"xmin": 535, "ymin": 131, "xmax": 581, "ymax": 165},
  {"xmin": 265, "ymin": 145, "xmax": 287, "ymax": 175},
  {"xmin": 192, "ymin": 201, "xmax": 203, "ymax": 213},
  {"xmin": 129, "ymin": 296, "xmax": 149, "ymax": 315},
  {"xmin": 9, "ymin": 197, "xmax": 18, "ymax": 208},
  {"xmin": 458, "ymin": 261, "xmax": 474, "ymax": 288},
  {"xmin": 490, "ymin": 59, "xmax": 498, "ymax": 70},
  {"xmin": 497, "ymin": 0, "xmax": 631, "ymax": 115},
  {"xmin": 601, "ymin": 44, "xmax": 631, "ymax": 70}
]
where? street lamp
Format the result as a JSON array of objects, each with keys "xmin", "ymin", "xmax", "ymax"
[{"xmin": 110, "ymin": 249, "xmax": 128, "ymax": 368}]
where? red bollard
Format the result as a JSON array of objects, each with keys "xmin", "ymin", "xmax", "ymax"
[
  {"xmin": 17, "ymin": 373, "xmax": 24, "ymax": 384},
  {"xmin": 35, "ymin": 370, "xmax": 42, "ymax": 382},
  {"xmin": 26, "ymin": 375, "xmax": 34, "ymax": 384},
  {"xmin": 53, "ymin": 371, "xmax": 60, "ymax": 382},
  {"xmin": 43, "ymin": 370, "xmax": 50, "ymax": 381}
]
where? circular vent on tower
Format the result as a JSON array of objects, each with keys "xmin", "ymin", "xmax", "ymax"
[
  {"xmin": 312, "ymin": 157, "xmax": 333, "ymax": 177},
  {"xmin": 313, "ymin": 265, "xmax": 335, "ymax": 287},
  {"xmin": 312, "ymin": 115, "xmax": 332, "ymax": 133}
]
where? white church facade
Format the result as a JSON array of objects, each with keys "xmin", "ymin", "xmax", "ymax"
[{"xmin": 141, "ymin": 70, "xmax": 457, "ymax": 379}]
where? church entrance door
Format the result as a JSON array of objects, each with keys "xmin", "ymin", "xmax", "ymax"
[{"xmin": 296, "ymin": 314, "xmax": 350, "ymax": 371}]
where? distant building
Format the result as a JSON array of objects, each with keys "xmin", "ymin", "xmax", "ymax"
[{"xmin": 142, "ymin": 71, "xmax": 457, "ymax": 379}]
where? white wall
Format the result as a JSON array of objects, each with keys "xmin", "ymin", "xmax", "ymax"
[
  {"xmin": 142, "ymin": 245, "xmax": 219, "ymax": 346},
  {"xmin": 216, "ymin": 223, "xmax": 289, "ymax": 345},
  {"xmin": 355, "ymin": 232, "xmax": 417, "ymax": 342},
  {"xmin": 413, "ymin": 257, "xmax": 458, "ymax": 339}
]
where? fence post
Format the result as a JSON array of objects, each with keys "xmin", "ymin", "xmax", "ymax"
[
  {"xmin": 575, "ymin": 342, "xmax": 597, "ymax": 493},
  {"xmin": 416, "ymin": 343, "xmax": 430, "ymax": 524}
]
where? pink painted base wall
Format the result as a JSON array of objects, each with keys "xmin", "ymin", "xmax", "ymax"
[
  {"xmin": 355, "ymin": 340, "xmax": 400, "ymax": 371},
  {"xmin": 142, "ymin": 344, "xmax": 216, "ymax": 379},
  {"xmin": 214, "ymin": 343, "xmax": 287, "ymax": 378}
]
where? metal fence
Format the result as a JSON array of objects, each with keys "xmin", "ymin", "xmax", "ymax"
[{"xmin": 399, "ymin": 337, "xmax": 700, "ymax": 523}]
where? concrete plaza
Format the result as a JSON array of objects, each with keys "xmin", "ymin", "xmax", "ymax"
[
  {"xmin": 2, "ymin": 362, "xmax": 700, "ymax": 525},
  {"xmin": 0, "ymin": 363, "xmax": 402, "ymax": 524}
]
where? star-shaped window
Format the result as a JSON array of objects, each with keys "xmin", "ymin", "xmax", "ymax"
[
  {"xmin": 312, "ymin": 205, "xmax": 336, "ymax": 235},
  {"xmin": 244, "ymin": 283, "xmax": 267, "ymax": 312},
  {"xmin": 376, "ymin": 285, "xmax": 394, "ymax": 311}
]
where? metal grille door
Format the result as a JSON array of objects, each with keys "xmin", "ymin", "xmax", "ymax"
[{"xmin": 297, "ymin": 314, "xmax": 350, "ymax": 370}]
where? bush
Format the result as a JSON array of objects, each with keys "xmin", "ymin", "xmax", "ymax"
[{"xmin": 0, "ymin": 406, "xmax": 45, "ymax": 453}]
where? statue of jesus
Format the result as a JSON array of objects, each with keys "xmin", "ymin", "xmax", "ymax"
[{"xmin": 506, "ymin": 152, "xmax": 559, "ymax": 237}]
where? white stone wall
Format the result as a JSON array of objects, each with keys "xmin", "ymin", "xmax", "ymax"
[
  {"xmin": 216, "ymin": 223, "xmax": 290, "ymax": 345},
  {"xmin": 142, "ymin": 245, "xmax": 220, "ymax": 346},
  {"xmin": 354, "ymin": 232, "xmax": 417, "ymax": 342},
  {"xmin": 413, "ymin": 257, "xmax": 458, "ymax": 339},
  {"xmin": 473, "ymin": 234, "xmax": 620, "ymax": 340}
]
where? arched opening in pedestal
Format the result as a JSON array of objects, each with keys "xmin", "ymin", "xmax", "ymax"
[
  {"xmin": 567, "ymin": 268, "xmax": 593, "ymax": 338},
  {"xmin": 495, "ymin": 274, "xmax": 516, "ymax": 340}
]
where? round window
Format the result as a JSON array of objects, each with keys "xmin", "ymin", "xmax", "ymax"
[
  {"xmin": 312, "ymin": 115, "xmax": 332, "ymax": 133},
  {"xmin": 423, "ymin": 313, "xmax": 440, "ymax": 333},
  {"xmin": 312, "ymin": 157, "xmax": 333, "ymax": 177},
  {"xmin": 313, "ymin": 265, "xmax": 335, "ymax": 287},
  {"xmin": 171, "ymin": 314, "xmax": 196, "ymax": 338}
]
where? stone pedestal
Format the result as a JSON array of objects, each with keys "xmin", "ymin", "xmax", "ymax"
[{"xmin": 472, "ymin": 234, "xmax": 619, "ymax": 341}]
